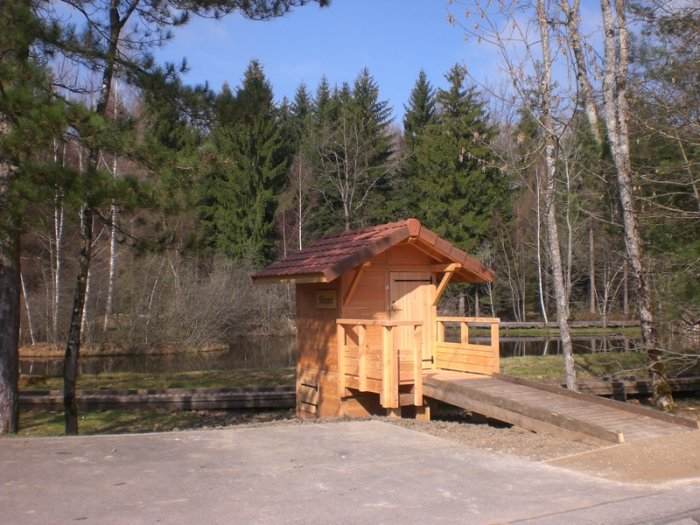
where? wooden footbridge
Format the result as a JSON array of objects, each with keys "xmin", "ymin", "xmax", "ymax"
[
  {"xmin": 337, "ymin": 316, "xmax": 699, "ymax": 445},
  {"xmin": 423, "ymin": 371, "xmax": 699, "ymax": 445}
]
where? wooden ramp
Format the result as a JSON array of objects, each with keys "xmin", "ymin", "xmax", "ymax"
[{"xmin": 423, "ymin": 370, "xmax": 700, "ymax": 446}]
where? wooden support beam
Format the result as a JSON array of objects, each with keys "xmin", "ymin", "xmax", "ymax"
[
  {"xmin": 490, "ymin": 322, "xmax": 500, "ymax": 374},
  {"xmin": 415, "ymin": 403, "xmax": 431, "ymax": 421},
  {"xmin": 358, "ymin": 324, "xmax": 367, "ymax": 392},
  {"xmin": 386, "ymin": 407, "xmax": 402, "ymax": 419},
  {"xmin": 343, "ymin": 262, "xmax": 370, "ymax": 306},
  {"xmin": 337, "ymin": 324, "xmax": 346, "ymax": 398},
  {"xmin": 381, "ymin": 326, "xmax": 398, "ymax": 408},
  {"xmin": 432, "ymin": 264, "xmax": 458, "ymax": 306},
  {"xmin": 413, "ymin": 324, "xmax": 423, "ymax": 406},
  {"xmin": 460, "ymin": 321, "xmax": 469, "ymax": 345}
]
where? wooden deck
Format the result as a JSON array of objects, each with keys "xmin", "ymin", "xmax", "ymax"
[{"xmin": 423, "ymin": 370, "xmax": 699, "ymax": 446}]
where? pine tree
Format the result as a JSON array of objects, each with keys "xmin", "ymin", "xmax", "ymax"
[
  {"xmin": 308, "ymin": 69, "xmax": 395, "ymax": 233},
  {"xmin": 199, "ymin": 61, "xmax": 288, "ymax": 266},
  {"xmin": 0, "ymin": 1, "xmax": 69, "ymax": 433},
  {"xmin": 413, "ymin": 64, "xmax": 509, "ymax": 253},
  {"xmin": 404, "ymin": 71, "xmax": 437, "ymax": 149},
  {"xmin": 399, "ymin": 70, "xmax": 437, "ymax": 217}
]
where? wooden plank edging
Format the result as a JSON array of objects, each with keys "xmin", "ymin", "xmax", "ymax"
[
  {"xmin": 20, "ymin": 387, "xmax": 296, "ymax": 410},
  {"xmin": 495, "ymin": 374, "xmax": 700, "ymax": 430}
]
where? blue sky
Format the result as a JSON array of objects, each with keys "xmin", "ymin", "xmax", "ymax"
[{"xmin": 155, "ymin": 0, "xmax": 501, "ymax": 125}]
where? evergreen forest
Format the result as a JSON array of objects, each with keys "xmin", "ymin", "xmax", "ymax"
[{"xmin": 1, "ymin": 0, "xmax": 698, "ymax": 431}]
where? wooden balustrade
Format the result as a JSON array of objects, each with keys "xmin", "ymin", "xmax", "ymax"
[
  {"xmin": 337, "ymin": 319, "xmax": 423, "ymax": 409},
  {"xmin": 337, "ymin": 317, "xmax": 499, "ymax": 409},
  {"xmin": 434, "ymin": 316, "xmax": 500, "ymax": 375}
]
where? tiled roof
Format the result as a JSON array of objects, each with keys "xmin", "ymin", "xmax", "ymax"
[{"xmin": 251, "ymin": 218, "xmax": 494, "ymax": 284}]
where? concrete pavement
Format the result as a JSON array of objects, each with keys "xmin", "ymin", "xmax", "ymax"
[{"xmin": 1, "ymin": 421, "xmax": 699, "ymax": 524}]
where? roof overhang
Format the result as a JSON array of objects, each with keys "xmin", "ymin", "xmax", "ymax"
[{"xmin": 250, "ymin": 218, "xmax": 495, "ymax": 285}]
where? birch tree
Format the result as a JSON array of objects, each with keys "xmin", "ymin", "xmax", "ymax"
[
  {"xmin": 558, "ymin": 0, "xmax": 674, "ymax": 406},
  {"xmin": 453, "ymin": 0, "xmax": 579, "ymax": 388}
]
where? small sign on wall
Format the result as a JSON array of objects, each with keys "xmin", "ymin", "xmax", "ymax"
[{"xmin": 316, "ymin": 290, "xmax": 337, "ymax": 310}]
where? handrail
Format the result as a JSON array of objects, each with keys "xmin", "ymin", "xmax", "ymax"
[
  {"xmin": 435, "ymin": 316, "xmax": 500, "ymax": 374},
  {"xmin": 436, "ymin": 316, "xmax": 500, "ymax": 323},
  {"xmin": 337, "ymin": 319, "xmax": 424, "ymax": 327},
  {"xmin": 337, "ymin": 318, "xmax": 424, "ymax": 409}
]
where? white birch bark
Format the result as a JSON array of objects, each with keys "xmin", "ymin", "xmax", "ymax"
[
  {"xmin": 52, "ymin": 141, "xmax": 65, "ymax": 344},
  {"xmin": 599, "ymin": 0, "xmax": 670, "ymax": 407},
  {"xmin": 535, "ymin": 168, "xmax": 549, "ymax": 325},
  {"xmin": 20, "ymin": 271, "xmax": 36, "ymax": 346},
  {"xmin": 589, "ymin": 221, "xmax": 596, "ymax": 315},
  {"xmin": 560, "ymin": 0, "xmax": 602, "ymax": 146},
  {"xmin": 538, "ymin": 0, "xmax": 577, "ymax": 390},
  {"xmin": 103, "ymin": 82, "xmax": 120, "ymax": 333}
]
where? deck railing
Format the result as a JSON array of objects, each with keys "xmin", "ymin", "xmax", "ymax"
[
  {"xmin": 434, "ymin": 317, "xmax": 500, "ymax": 375},
  {"xmin": 337, "ymin": 319, "xmax": 424, "ymax": 409}
]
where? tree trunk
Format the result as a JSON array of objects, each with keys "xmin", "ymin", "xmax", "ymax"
[
  {"xmin": 103, "ymin": 201, "xmax": 118, "ymax": 333},
  {"xmin": 63, "ymin": 0, "xmax": 122, "ymax": 433},
  {"xmin": 20, "ymin": 271, "xmax": 36, "ymax": 345},
  {"xmin": 0, "ymin": 226, "xmax": 20, "ymax": 434},
  {"xmin": 623, "ymin": 261, "xmax": 629, "ymax": 316},
  {"xmin": 53, "ymin": 189, "xmax": 64, "ymax": 345},
  {"xmin": 80, "ymin": 263, "xmax": 92, "ymax": 345},
  {"xmin": 0, "ymin": 108, "xmax": 20, "ymax": 435},
  {"xmin": 589, "ymin": 221, "xmax": 596, "ymax": 315},
  {"xmin": 535, "ymin": 168, "xmax": 549, "ymax": 325},
  {"xmin": 538, "ymin": 0, "xmax": 577, "ymax": 390},
  {"xmin": 560, "ymin": 0, "xmax": 602, "ymax": 146},
  {"xmin": 63, "ymin": 204, "xmax": 93, "ymax": 435},
  {"xmin": 599, "ymin": 0, "xmax": 671, "ymax": 408}
]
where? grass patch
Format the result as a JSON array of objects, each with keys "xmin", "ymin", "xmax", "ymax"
[
  {"xmin": 501, "ymin": 353, "xmax": 648, "ymax": 381},
  {"xmin": 14, "ymin": 407, "xmax": 295, "ymax": 438},
  {"xmin": 21, "ymin": 368, "xmax": 296, "ymax": 392}
]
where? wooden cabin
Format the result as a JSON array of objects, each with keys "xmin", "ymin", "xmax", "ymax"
[{"xmin": 251, "ymin": 219, "xmax": 500, "ymax": 419}]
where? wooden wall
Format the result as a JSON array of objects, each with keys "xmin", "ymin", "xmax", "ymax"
[{"xmin": 295, "ymin": 241, "xmax": 441, "ymax": 419}]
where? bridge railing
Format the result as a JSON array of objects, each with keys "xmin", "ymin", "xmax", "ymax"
[
  {"xmin": 434, "ymin": 316, "xmax": 500, "ymax": 375},
  {"xmin": 336, "ymin": 319, "xmax": 424, "ymax": 409}
]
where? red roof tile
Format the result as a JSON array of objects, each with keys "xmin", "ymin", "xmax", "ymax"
[{"xmin": 251, "ymin": 219, "xmax": 494, "ymax": 284}]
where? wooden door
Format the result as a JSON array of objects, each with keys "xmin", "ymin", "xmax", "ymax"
[{"xmin": 389, "ymin": 272, "xmax": 433, "ymax": 367}]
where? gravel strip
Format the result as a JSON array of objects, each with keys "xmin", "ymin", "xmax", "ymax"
[{"xmin": 184, "ymin": 407, "xmax": 597, "ymax": 462}]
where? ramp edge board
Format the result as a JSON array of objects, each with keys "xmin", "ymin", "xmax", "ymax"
[
  {"xmin": 496, "ymin": 374, "xmax": 700, "ymax": 430},
  {"xmin": 423, "ymin": 378, "xmax": 624, "ymax": 445}
]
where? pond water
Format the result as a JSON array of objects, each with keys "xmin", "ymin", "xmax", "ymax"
[
  {"xmin": 21, "ymin": 334, "xmax": 642, "ymax": 377},
  {"xmin": 498, "ymin": 335, "xmax": 639, "ymax": 358},
  {"xmin": 20, "ymin": 336, "xmax": 296, "ymax": 378}
]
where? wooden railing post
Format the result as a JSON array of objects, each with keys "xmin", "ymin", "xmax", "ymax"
[
  {"xmin": 358, "ymin": 323, "xmax": 367, "ymax": 391},
  {"xmin": 337, "ymin": 323, "xmax": 346, "ymax": 397},
  {"xmin": 413, "ymin": 323, "xmax": 423, "ymax": 406},
  {"xmin": 382, "ymin": 325, "xmax": 397, "ymax": 408},
  {"xmin": 437, "ymin": 319, "xmax": 445, "ymax": 344},
  {"xmin": 491, "ymin": 320, "xmax": 500, "ymax": 373},
  {"xmin": 460, "ymin": 321, "xmax": 469, "ymax": 345}
]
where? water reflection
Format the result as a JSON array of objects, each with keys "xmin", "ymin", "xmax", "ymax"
[
  {"xmin": 498, "ymin": 335, "xmax": 639, "ymax": 357},
  {"xmin": 20, "ymin": 334, "xmax": 642, "ymax": 377},
  {"xmin": 20, "ymin": 336, "xmax": 295, "ymax": 377}
]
